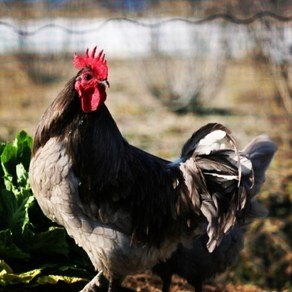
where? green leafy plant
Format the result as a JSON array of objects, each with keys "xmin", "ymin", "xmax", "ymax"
[{"xmin": 0, "ymin": 132, "xmax": 93, "ymax": 289}]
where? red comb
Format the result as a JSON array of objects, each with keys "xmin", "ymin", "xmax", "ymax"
[{"xmin": 73, "ymin": 46, "xmax": 108, "ymax": 79}]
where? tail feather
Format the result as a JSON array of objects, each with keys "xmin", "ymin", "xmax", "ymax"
[
  {"xmin": 178, "ymin": 123, "xmax": 276, "ymax": 252},
  {"xmin": 241, "ymin": 135, "xmax": 277, "ymax": 197},
  {"xmin": 179, "ymin": 123, "xmax": 244, "ymax": 252},
  {"xmin": 240, "ymin": 135, "xmax": 277, "ymax": 219},
  {"xmin": 181, "ymin": 123, "xmax": 238, "ymax": 158}
]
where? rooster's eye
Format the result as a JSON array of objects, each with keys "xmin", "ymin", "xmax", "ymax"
[{"xmin": 84, "ymin": 74, "xmax": 92, "ymax": 81}]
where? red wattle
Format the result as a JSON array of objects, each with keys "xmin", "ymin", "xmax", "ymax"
[
  {"xmin": 81, "ymin": 88, "xmax": 100, "ymax": 113},
  {"xmin": 80, "ymin": 87, "xmax": 106, "ymax": 113}
]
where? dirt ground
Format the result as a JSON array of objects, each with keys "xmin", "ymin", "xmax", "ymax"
[{"xmin": 0, "ymin": 55, "xmax": 291, "ymax": 291}]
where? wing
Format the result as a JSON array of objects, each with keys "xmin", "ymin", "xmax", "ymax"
[{"xmin": 29, "ymin": 137, "xmax": 81, "ymax": 227}]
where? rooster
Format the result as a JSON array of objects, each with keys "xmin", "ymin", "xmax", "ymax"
[{"xmin": 29, "ymin": 47, "xmax": 276, "ymax": 292}]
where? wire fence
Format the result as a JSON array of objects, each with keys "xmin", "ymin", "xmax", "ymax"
[{"xmin": 1, "ymin": 1, "xmax": 292, "ymax": 114}]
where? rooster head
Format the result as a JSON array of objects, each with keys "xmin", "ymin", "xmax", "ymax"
[{"xmin": 73, "ymin": 46, "xmax": 109, "ymax": 113}]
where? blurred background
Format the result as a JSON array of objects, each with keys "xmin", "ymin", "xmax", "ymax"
[{"xmin": 0, "ymin": 0, "xmax": 291, "ymax": 291}]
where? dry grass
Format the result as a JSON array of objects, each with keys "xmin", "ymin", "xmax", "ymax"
[{"xmin": 0, "ymin": 55, "xmax": 291, "ymax": 291}]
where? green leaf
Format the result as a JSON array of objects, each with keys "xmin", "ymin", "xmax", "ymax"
[
  {"xmin": 0, "ymin": 188, "xmax": 34, "ymax": 234},
  {"xmin": 25, "ymin": 227, "xmax": 69, "ymax": 257},
  {"xmin": 36, "ymin": 274, "xmax": 87, "ymax": 285},
  {"xmin": 0, "ymin": 230, "xmax": 29, "ymax": 260},
  {"xmin": 1, "ymin": 143, "xmax": 17, "ymax": 168},
  {"xmin": 0, "ymin": 189, "xmax": 11, "ymax": 226},
  {"xmin": 16, "ymin": 163, "xmax": 29, "ymax": 188},
  {"xmin": 0, "ymin": 144, "xmax": 17, "ymax": 190},
  {"xmin": 0, "ymin": 131, "xmax": 32, "ymax": 191},
  {"xmin": 0, "ymin": 267, "xmax": 41, "ymax": 286},
  {"xmin": 0, "ymin": 259, "xmax": 13, "ymax": 273},
  {"xmin": 14, "ymin": 131, "xmax": 32, "ymax": 171},
  {"xmin": 0, "ymin": 265, "xmax": 87, "ymax": 287},
  {"xmin": 0, "ymin": 189, "xmax": 18, "ymax": 230}
]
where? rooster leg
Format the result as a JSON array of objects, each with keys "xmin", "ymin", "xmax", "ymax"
[
  {"xmin": 194, "ymin": 282, "xmax": 202, "ymax": 292},
  {"xmin": 108, "ymin": 278, "xmax": 120, "ymax": 292},
  {"xmin": 80, "ymin": 271, "xmax": 105, "ymax": 292},
  {"xmin": 161, "ymin": 275, "xmax": 172, "ymax": 292}
]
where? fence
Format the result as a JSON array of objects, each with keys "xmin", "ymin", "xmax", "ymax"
[{"xmin": 1, "ymin": 9, "xmax": 292, "ymax": 112}]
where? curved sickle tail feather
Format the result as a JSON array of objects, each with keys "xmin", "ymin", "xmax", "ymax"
[
  {"xmin": 241, "ymin": 135, "xmax": 277, "ymax": 198},
  {"xmin": 240, "ymin": 135, "xmax": 277, "ymax": 219},
  {"xmin": 178, "ymin": 123, "xmax": 276, "ymax": 252}
]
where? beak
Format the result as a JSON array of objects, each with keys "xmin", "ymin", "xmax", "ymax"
[{"xmin": 98, "ymin": 80, "xmax": 110, "ymax": 88}]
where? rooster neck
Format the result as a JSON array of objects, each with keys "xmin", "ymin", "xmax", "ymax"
[
  {"xmin": 70, "ymin": 104, "xmax": 128, "ymax": 202},
  {"xmin": 33, "ymin": 77, "xmax": 126, "ymax": 172},
  {"xmin": 32, "ymin": 77, "xmax": 127, "ymax": 197},
  {"xmin": 71, "ymin": 103, "xmax": 126, "ymax": 171}
]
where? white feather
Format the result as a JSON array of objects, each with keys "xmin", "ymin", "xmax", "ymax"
[
  {"xmin": 196, "ymin": 130, "xmax": 227, "ymax": 155},
  {"xmin": 198, "ymin": 130, "xmax": 227, "ymax": 146},
  {"xmin": 204, "ymin": 172, "xmax": 238, "ymax": 180},
  {"xmin": 225, "ymin": 155, "xmax": 253, "ymax": 176}
]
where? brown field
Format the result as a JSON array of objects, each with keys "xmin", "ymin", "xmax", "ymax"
[{"xmin": 0, "ymin": 54, "xmax": 291, "ymax": 291}]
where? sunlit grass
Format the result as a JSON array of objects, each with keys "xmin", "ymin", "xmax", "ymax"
[{"xmin": 0, "ymin": 55, "xmax": 291, "ymax": 291}]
